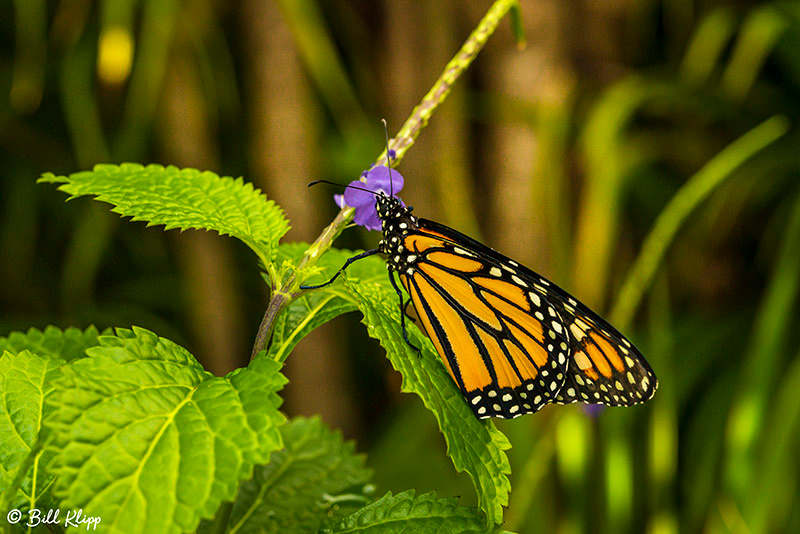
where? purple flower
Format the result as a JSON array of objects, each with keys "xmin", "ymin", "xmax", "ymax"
[
  {"xmin": 335, "ymin": 165, "xmax": 404, "ymax": 231},
  {"xmin": 582, "ymin": 404, "xmax": 605, "ymax": 418}
]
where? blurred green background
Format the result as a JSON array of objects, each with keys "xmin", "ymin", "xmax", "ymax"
[{"xmin": 2, "ymin": 1, "xmax": 800, "ymax": 532}]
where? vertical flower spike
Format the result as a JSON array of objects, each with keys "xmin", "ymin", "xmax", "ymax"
[{"xmin": 336, "ymin": 165, "xmax": 405, "ymax": 231}]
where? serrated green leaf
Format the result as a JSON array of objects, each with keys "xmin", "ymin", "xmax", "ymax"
[
  {"xmin": 345, "ymin": 282, "xmax": 511, "ymax": 525},
  {"xmin": 268, "ymin": 243, "xmax": 387, "ymax": 362},
  {"xmin": 0, "ymin": 326, "xmax": 108, "ymax": 362},
  {"xmin": 40, "ymin": 163, "xmax": 290, "ymax": 267},
  {"xmin": 45, "ymin": 327, "xmax": 287, "ymax": 534},
  {"xmin": 0, "ymin": 350, "xmax": 63, "ymax": 513},
  {"xmin": 204, "ymin": 416, "xmax": 373, "ymax": 534},
  {"xmin": 323, "ymin": 490, "xmax": 495, "ymax": 534}
]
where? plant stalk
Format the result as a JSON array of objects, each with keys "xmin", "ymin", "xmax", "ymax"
[{"xmin": 249, "ymin": 0, "xmax": 524, "ymax": 361}]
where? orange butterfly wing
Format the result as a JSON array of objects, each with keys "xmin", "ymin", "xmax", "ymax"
[
  {"xmin": 397, "ymin": 228, "xmax": 570, "ymax": 419},
  {"xmin": 552, "ymin": 311, "xmax": 657, "ymax": 406},
  {"xmin": 397, "ymin": 219, "xmax": 657, "ymax": 419}
]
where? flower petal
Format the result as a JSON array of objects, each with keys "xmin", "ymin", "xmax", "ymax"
[
  {"xmin": 353, "ymin": 203, "xmax": 381, "ymax": 231},
  {"xmin": 334, "ymin": 193, "xmax": 346, "ymax": 208},
  {"xmin": 366, "ymin": 166, "xmax": 404, "ymax": 196},
  {"xmin": 343, "ymin": 180, "xmax": 375, "ymax": 208}
]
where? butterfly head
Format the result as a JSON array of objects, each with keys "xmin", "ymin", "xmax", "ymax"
[
  {"xmin": 376, "ymin": 192, "xmax": 419, "ymax": 267},
  {"xmin": 330, "ymin": 165, "xmax": 406, "ymax": 232},
  {"xmin": 376, "ymin": 192, "xmax": 415, "ymax": 228},
  {"xmin": 375, "ymin": 192, "xmax": 408, "ymax": 221}
]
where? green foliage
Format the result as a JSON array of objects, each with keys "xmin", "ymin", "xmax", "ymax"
[
  {"xmin": 323, "ymin": 490, "xmax": 500, "ymax": 534},
  {"xmin": 344, "ymin": 281, "xmax": 511, "ymax": 525},
  {"xmin": 0, "ymin": 326, "xmax": 109, "ymax": 514},
  {"xmin": 5, "ymin": 0, "xmax": 800, "ymax": 532},
  {"xmin": 0, "ymin": 350, "xmax": 63, "ymax": 513},
  {"xmin": 268, "ymin": 243, "xmax": 387, "ymax": 362},
  {"xmin": 724, "ymin": 188, "xmax": 800, "ymax": 529},
  {"xmin": 269, "ymin": 244, "xmax": 512, "ymax": 523},
  {"xmin": 202, "ymin": 416, "xmax": 373, "ymax": 534},
  {"xmin": 43, "ymin": 327, "xmax": 287, "ymax": 534},
  {"xmin": 611, "ymin": 115, "xmax": 789, "ymax": 326},
  {"xmin": 40, "ymin": 163, "xmax": 290, "ymax": 270},
  {"xmin": 0, "ymin": 325, "xmax": 108, "ymax": 362}
]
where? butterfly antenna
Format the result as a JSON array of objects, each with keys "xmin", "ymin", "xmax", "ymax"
[
  {"xmin": 307, "ymin": 179, "xmax": 378, "ymax": 196},
  {"xmin": 382, "ymin": 119, "xmax": 394, "ymax": 197}
]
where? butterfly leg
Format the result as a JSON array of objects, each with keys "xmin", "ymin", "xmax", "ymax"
[
  {"xmin": 402, "ymin": 298, "xmax": 416, "ymax": 323},
  {"xmin": 388, "ymin": 271, "xmax": 420, "ymax": 353},
  {"xmin": 300, "ymin": 248, "xmax": 380, "ymax": 289}
]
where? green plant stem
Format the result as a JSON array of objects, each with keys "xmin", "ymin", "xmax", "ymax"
[
  {"xmin": 209, "ymin": 501, "xmax": 234, "ymax": 534},
  {"xmin": 609, "ymin": 115, "xmax": 789, "ymax": 328},
  {"xmin": 389, "ymin": 0, "xmax": 523, "ymax": 162},
  {"xmin": 249, "ymin": 0, "xmax": 523, "ymax": 361},
  {"xmin": 249, "ymin": 207, "xmax": 353, "ymax": 361}
]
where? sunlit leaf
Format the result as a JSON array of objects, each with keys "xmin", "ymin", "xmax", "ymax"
[
  {"xmin": 345, "ymin": 281, "xmax": 511, "ymax": 525},
  {"xmin": 323, "ymin": 490, "xmax": 498, "ymax": 534},
  {"xmin": 205, "ymin": 416, "xmax": 373, "ymax": 534},
  {"xmin": 40, "ymin": 163, "xmax": 290, "ymax": 268},
  {"xmin": 0, "ymin": 350, "xmax": 62, "ymax": 512},
  {"xmin": 46, "ymin": 327, "xmax": 287, "ymax": 534}
]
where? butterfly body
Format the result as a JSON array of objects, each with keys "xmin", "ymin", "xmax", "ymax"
[{"xmin": 373, "ymin": 192, "xmax": 657, "ymax": 419}]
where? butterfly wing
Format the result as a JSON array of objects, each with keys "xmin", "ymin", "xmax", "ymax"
[
  {"xmin": 400, "ymin": 218, "xmax": 657, "ymax": 416},
  {"xmin": 550, "ymin": 311, "xmax": 657, "ymax": 406},
  {"xmin": 396, "ymin": 222, "xmax": 571, "ymax": 419}
]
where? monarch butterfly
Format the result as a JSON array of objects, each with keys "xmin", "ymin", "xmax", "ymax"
[{"xmin": 304, "ymin": 165, "xmax": 657, "ymax": 420}]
